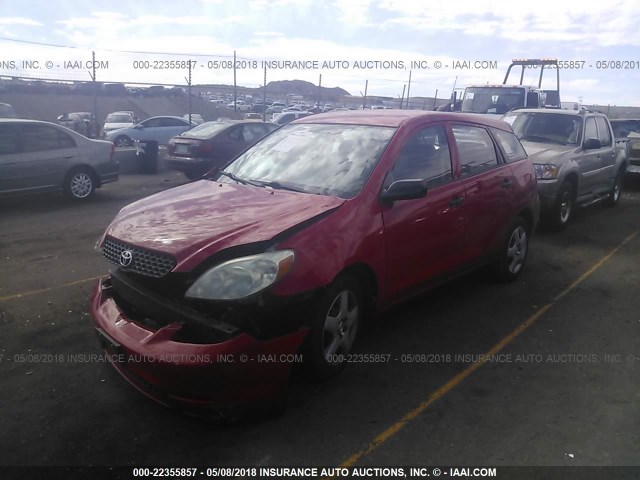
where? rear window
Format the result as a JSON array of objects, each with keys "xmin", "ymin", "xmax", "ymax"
[
  {"xmin": 180, "ymin": 122, "xmax": 234, "ymax": 138},
  {"xmin": 491, "ymin": 128, "xmax": 527, "ymax": 163}
]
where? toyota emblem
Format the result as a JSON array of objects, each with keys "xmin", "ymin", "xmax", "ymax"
[{"xmin": 119, "ymin": 250, "xmax": 133, "ymax": 267}]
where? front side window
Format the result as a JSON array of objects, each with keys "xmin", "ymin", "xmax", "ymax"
[
  {"xmin": 385, "ymin": 125, "xmax": 453, "ymax": 189},
  {"xmin": 595, "ymin": 117, "xmax": 612, "ymax": 146},
  {"xmin": 584, "ymin": 117, "xmax": 598, "ymax": 142},
  {"xmin": 219, "ymin": 123, "xmax": 396, "ymax": 198},
  {"xmin": 452, "ymin": 125, "xmax": 499, "ymax": 177}
]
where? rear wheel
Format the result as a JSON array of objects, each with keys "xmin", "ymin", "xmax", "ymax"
[
  {"xmin": 303, "ymin": 276, "xmax": 363, "ymax": 380},
  {"xmin": 603, "ymin": 169, "xmax": 623, "ymax": 207},
  {"xmin": 64, "ymin": 167, "xmax": 96, "ymax": 201},
  {"xmin": 495, "ymin": 217, "xmax": 529, "ymax": 282}
]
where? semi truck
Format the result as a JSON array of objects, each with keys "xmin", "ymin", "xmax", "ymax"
[{"xmin": 452, "ymin": 58, "xmax": 561, "ymax": 114}]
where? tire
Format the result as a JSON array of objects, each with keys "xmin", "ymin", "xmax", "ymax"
[
  {"xmin": 495, "ymin": 217, "xmax": 529, "ymax": 282},
  {"xmin": 546, "ymin": 181, "xmax": 575, "ymax": 231},
  {"xmin": 184, "ymin": 170, "xmax": 204, "ymax": 181},
  {"xmin": 303, "ymin": 276, "xmax": 363, "ymax": 380},
  {"xmin": 114, "ymin": 135, "xmax": 133, "ymax": 148},
  {"xmin": 603, "ymin": 169, "xmax": 623, "ymax": 207},
  {"xmin": 64, "ymin": 167, "xmax": 96, "ymax": 201}
]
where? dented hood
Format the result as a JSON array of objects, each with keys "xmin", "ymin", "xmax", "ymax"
[{"xmin": 104, "ymin": 180, "xmax": 344, "ymax": 268}]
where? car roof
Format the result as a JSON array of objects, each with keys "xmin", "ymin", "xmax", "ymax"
[
  {"xmin": 293, "ymin": 110, "xmax": 514, "ymax": 131},
  {"xmin": 610, "ymin": 118, "xmax": 640, "ymax": 122},
  {"xmin": 506, "ymin": 108, "xmax": 594, "ymax": 116},
  {"xmin": 0, "ymin": 118, "xmax": 58, "ymax": 124}
]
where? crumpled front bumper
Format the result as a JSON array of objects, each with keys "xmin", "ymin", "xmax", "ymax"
[{"xmin": 90, "ymin": 278, "xmax": 309, "ymax": 415}]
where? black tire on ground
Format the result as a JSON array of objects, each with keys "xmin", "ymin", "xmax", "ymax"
[
  {"xmin": 603, "ymin": 168, "xmax": 623, "ymax": 207},
  {"xmin": 302, "ymin": 276, "xmax": 363, "ymax": 380},
  {"xmin": 63, "ymin": 167, "xmax": 96, "ymax": 201},
  {"xmin": 494, "ymin": 217, "xmax": 530, "ymax": 283},
  {"xmin": 546, "ymin": 181, "xmax": 575, "ymax": 231},
  {"xmin": 114, "ymin": 135, "xmax": 133, "ymax": 148}
]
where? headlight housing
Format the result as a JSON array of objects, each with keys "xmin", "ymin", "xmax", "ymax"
[
  {"xmin": 185, "ymin": 250, "xmax": 295, "ymax": 301},
  {"xmin": 533, "ymin": 163, "xmax": 559, "ymax": 180}
]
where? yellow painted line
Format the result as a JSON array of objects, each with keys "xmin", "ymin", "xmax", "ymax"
[
  {"xmin": 339, "ymin": 230, "xmax": 639, "ymax": 469},
  {"xmin": 0, "ymin": 275, "xmax": 104, "ymax": 303}
]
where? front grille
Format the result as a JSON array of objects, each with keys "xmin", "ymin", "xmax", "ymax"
[{"xmin": 102, "ymin": 237, "xmax": 176, "ymax": 278}]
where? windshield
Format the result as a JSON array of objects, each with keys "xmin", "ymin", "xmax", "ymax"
[
  {"xmin": 504, "ymin": 112, "xmax": 582, "ymax": 145},
  {"xmin": 610, "ymin": 120, "xmax": 640, "ymax": 138},
  {"xmin": 181, "ymin": 121, "xmax": 234, "ymax": 138},
  {"xmin": 462, "ymin": 87, "xmax": 525, "ymax": 114},
  {"xmin": 216, "ymin": 123, "xmax": 396, "ymax": 198},
  {"xmin": 105, "ymin": 114, "xmax": 133, "ymax": 123}
]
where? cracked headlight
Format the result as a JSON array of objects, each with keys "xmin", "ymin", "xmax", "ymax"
[
  {"xmin": 185, "ymin": 250, "xmax": 295, "ymax": 300},
  {"xmin": 533, "ymin": 163, "xmax": 559, "ymax": 179}
]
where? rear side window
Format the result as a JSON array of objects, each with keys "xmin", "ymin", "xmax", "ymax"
[
  {"xmin": 595, "ymin": 117, "xmax": 612, "ymax": 146},
  {"xmin": 0, "ymin": 124, "xmax": 19, "ymax": 154},
  {"xmin": 21, "ymin": 125, "xmax": 76, "ymax": 152},
  {"xmin": 452, "ymin": 125, "xmax": 499, "ymax": 177},
  {"xmin": 491, "ymin": 128, "xmax": 527, "ymax": 163}
]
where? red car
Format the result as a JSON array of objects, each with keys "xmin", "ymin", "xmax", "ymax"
[{"xmin": 91, "ymin": 111, "xmax": 539, "ymax": 417}]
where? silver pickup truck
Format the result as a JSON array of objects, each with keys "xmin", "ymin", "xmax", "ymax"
[{"xmin": 503, "ymin": 109, "xmax": 627, "ymax": 230}]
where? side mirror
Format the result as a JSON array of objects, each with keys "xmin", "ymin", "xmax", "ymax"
[
  {"xmin": 380, "ymin": 179, "xmax": 428, "ymax": 204},
  {"xmin": 583, "ymin": 138, "xmax": 601, "ymax": 150}
]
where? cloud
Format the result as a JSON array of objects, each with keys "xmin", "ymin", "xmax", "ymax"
[{"xmin": 0, "ymin": 17, "xmax": 43, "ymax": 26}]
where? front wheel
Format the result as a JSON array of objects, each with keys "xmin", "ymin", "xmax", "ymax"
[
  {"xmin": 495, "ymin": 217, "xmax": 529, "ymax": 282},
  {"xmin": 603, "ymin": 169, "xmax": 623, "ymax": 207},
  {"xmin": 546, "ymin": 181, "xmax": 575, "ymax": 231},
  {"xmin": 303, "ymin": 276, "xmax": 363, "ymax": 380}
]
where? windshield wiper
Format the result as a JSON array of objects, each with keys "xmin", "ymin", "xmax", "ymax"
[
  {"xmin": 247, "ymin": 179, "xmax": 307, "ymax": 193},
  {"xmin": 216, "ymin": 171, "xmax": 250, "ymax": 185}
]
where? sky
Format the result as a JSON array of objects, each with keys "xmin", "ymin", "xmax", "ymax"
[{"xmin": 1, "ymin": 0, "xmax": 640, "ymax": 106}]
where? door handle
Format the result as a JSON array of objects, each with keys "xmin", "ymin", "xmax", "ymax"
[
  {"xmin": 501, "ymin": 178, "xmax": 513, "ymax": 189},
  {"xmin": 449, "ymin": 195, "xmax": 465, "ymax": 207},
  {"xmin": 63, "ymin": 155, "xmax": 75, "ymax": 159}
]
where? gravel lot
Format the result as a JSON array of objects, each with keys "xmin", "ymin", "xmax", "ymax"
[{"xmin": 1, "ymin": 172, "xmax": 639, "ymax": 469}]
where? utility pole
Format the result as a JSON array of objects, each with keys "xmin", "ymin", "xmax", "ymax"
[
  {"xmin": 262, "ymin": 66, "xmax": 267, "ymax": 122},
  {"xmin": 317, "ymin": 73, "xmax": 322, "ymax": 111},
  {"xmin": 361, "ymin": 80, "xmax": 368, "ymax": 110},
  {"xmin": 400, "ymin": 85, "xmax": 406, "ymax": 110},
  {"xmin": 432, "ymin": 89, "xmax": 438, "ymax": 110},
  {"xmin": 89, "ymin": 51, "xmax": 97, "ymax": 138},
  {"xmin": 233, "ymin": 50, "xmax": 237, "ymax": 112},
  {"xmin": 405, "ymin": 70, "xmax": 412, "ymax": 109},
  {"xmin": 185, "ymin": 61, "xmax": 192, "ymax": 125}
]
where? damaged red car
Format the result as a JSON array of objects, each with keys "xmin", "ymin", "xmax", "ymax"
[{"xmin": 91, "ymin": 110, "xmax": 539, "ymax": 416}]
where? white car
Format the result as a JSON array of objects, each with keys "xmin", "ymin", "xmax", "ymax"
[
  {"xmin": 102, "ymin": 111, "xmax": 135, "ymax": 138},
  {"xmin": 226, "ymin": 100, "xmax": 252, "ymax": 112},
  {"xmin": 271, "ymin": 111, "xmax": 312, "ymax": 125}
]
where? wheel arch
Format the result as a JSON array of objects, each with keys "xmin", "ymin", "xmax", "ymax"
[
  {"xmin": 64, "ymin": 164, "xmax": 101, "ymax": 188},
  {"xmin": 335, "ymin": 262, "xmax": 379, "ymax": 319}
]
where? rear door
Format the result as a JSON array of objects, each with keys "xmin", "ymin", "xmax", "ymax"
[
  {"xmin": 594, "ymin": 116, "xmax": 616, "ymax": 192},
  {"xmin": 451, "ymin": 124, "xmax": 514, "ymax": 259},
  {"xmin": 18, "ymin": 123, "xmax": 78, "ymax": 190},
  {"xmin": 381, "ymin": 123, "xmax": 466, "ymax": 304}
]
